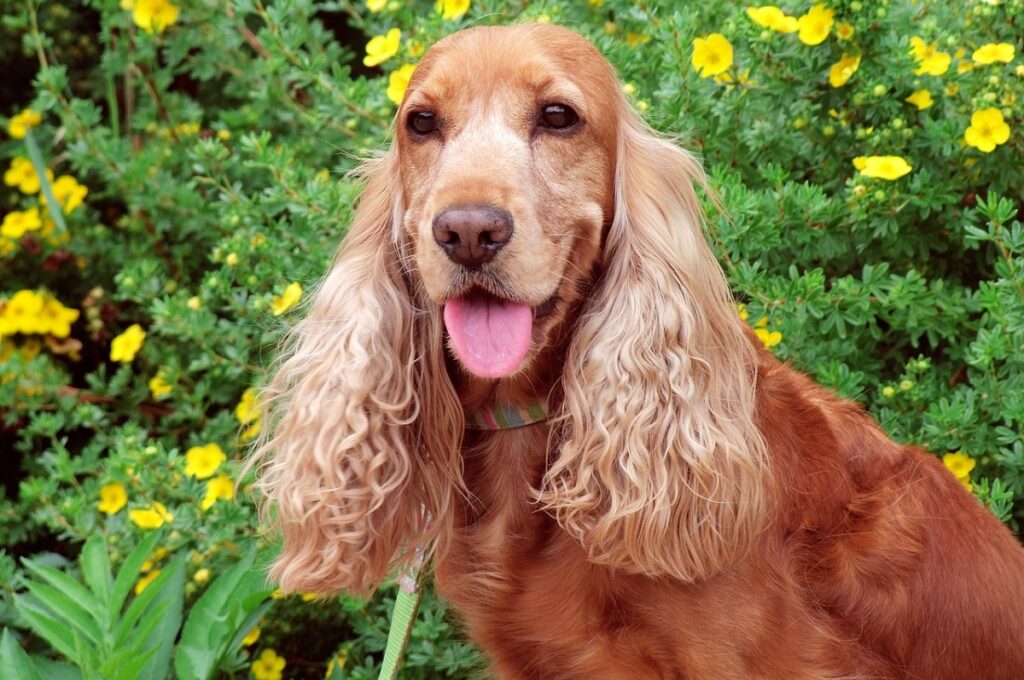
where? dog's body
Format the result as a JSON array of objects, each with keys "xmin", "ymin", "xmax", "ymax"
[
  {"xmin": 254, "ymin": 24, "xmax": 1024, "ymax": 679},
  {"xmin": 441, "ymin": 358, "xmax": 1024, "ymax": 678}
]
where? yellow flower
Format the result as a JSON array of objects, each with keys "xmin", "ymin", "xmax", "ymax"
[
  {"xmin": 242, "ymin": 626, "xmax": 261, "ymax": 646},
  {"xmin": 186, "ymin": 296, "xmax": 201, "ymax": 310},
  {"xmin": 909, "ymin": 37, "xmax": 951, "ymax": 76},
  {"xmin": 754, "ymin": 328, "xmax": 782, "ymax": 348},
  {"xmin": 367, "ymin": 0, "xmax": 386, "ymax": 11},
  {"xmin": 363, "ymin": 28, "xmax": 401, "ymax": 67},
  {"xmin": 1, "ymin": 208, "xmax": 43, "ymax": 239},
  {"xmin": 38, "ymin": 296, "xmax": 79, "ymax": 338},
  {"xmin": 193, "ymin": 568, "xmax": 210, "ymax": 584},
  {"xmin": 972, "ymin": 43, "xmax": 1015, "ymax": 65},
  {"xmin": 185, "ymin": 443, "xmax": 226, "ymax": 479},
  {"xmin": 235, "ymin": 387, "xmax": 262, "ymax": 440},
  {"xmin": 435, "ymin": 0, "xmax": 470, "ymax": 20},
  {"xmin": 943, "ymin": 451, "xmax": 975, "ymax": 480},
  {"xmin": 714, "ymin": 69, "xmax": 756, "ymax": 88},
  {"xmin": 737, "ymin": 303, "xmax": 749, "ymax": 321},
  {"xmin": 691, "ymin": 34, "xmax": 734, "ymax": 78},
  {"xmin": 828, "ymin": 53, "xmax": 861, "ymax": 88},
  {"xmin": 325, "ymin": 652, "xmax": 347, "ymax": 678},
  {"xmin": 625, "ymin": 32, "xmax": 650, "ymax": 48},
  {"xmin": 964, "ymin": 108, "xmax": 1011, "ymax": 153},
  {"xmin": 149, "ymin": 371, "xmax": 172, "ymax": 398},
  {"xmin": 407, "ymin": 39, "xmax": 425, "ymax": 58},
  {"xmin": 0, "ymin": 289, "xmax": 46, "ymax": 335},
  {"xmin": 7, "ymin": 109, "xmax": 42, "ymax": 139},
  {"xmin": 857, "ymin": 155, "xmax": 913, "ymax": 180},
  {"xmin": 745, "ymin": 6, "xmax": 798, "ymax": 33},
  {"xmin": 42, "ymin": 176, "xmax": 89, "ymax": 214},
  {"xmin": 797, "ymin": 4, "xmax": 834, "ymax": 46},
  {"xmin": 130, "ymin": 502, "xmax": 174, "ymax": 529},
  {"xmin": 201, "ymin": 474, "xmax": 235, "ymax": 510},
  {"xmin": 98, "ymin": 482, "xmax": 128, "ymax": 515},
  {"xmin": 387, "ymin": 63, "xmax": 417, "ymax": 106},
  {"xmin": 271, "ymin": 282, "xmax": 302, "ymax": 316},
  {"xmin": 110, "ymin": 324, "xmax": 146, "ymax": 362},
  {"xmin": 957, "ymin": 60, "xmax": 974, "ymax": 75},
  {"xmin": 130, "ymin": 0, "xmax": 180, "ymax": 34},
  {"xmin": 251, "ymin": 649, "xmax": 286, "ymax": 680},
  {"xmin": 835, "ymin": 22, "xmax": 854, "ymax": 40},
  {"xmin": 4, "ymin": 157, "xmax": 52, "ymax": 195},
  {"xmin": 135, "ymin": 569, "xmax": 161, "ymax": 595},
  {"xmin": 905, "ymin": 89, "xmax": 934, "ymax": 110}
]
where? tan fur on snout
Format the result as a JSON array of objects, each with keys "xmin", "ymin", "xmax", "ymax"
[{"xmin": 397, "ymin": 26, "xmax": 616, "ymax": 372}]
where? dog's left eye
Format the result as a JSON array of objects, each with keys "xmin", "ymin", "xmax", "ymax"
[
  {"xmin": 539, "ymin": 104, "xmax": 579, "ymax": 131},
  {"xmin": 408, "ymin": 110, "xmax": 438, "ymax": 136}
]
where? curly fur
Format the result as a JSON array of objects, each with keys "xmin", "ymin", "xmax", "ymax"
[
  {"xmin": 539, "ymin": 107, "xmax": 769, "ymax": 582},
  {"xmin": 250, "ymin": 150, "xmax": 463, "ymax": 594},
  {"xmin": 252, "ymin": 23, "xmax": 1024, "ymax": 679}
]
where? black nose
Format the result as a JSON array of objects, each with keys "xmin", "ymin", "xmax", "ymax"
[{"xmin": 432, "ymin": 205, "xmax": 513, "ymax": 269}]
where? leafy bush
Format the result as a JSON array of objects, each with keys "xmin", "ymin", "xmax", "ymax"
[{"xmin": 1, "ymin": 0, "xmax": 1021, "ymax": 677}]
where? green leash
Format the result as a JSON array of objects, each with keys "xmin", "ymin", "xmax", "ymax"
[{"xmin": 377, "ymin": 569, "xmax": 423, "ymax": 680}]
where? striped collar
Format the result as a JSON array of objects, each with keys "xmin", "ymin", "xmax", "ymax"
[{"xmin": 465, "ymin": 400, "xmax": 549, "ymax": 430}]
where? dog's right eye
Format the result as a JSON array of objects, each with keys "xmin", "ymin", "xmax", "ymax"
[{"xmin": 408, "ymin": 111, "xmax": 438, "ymax": 136}]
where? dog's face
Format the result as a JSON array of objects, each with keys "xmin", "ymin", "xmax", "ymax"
[{"xmin": 395, "ymin": 25, "xmax": 620, "ymax": 379}]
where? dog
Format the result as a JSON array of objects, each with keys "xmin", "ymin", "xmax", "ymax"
[{"xmin": 253, "ymin": 23, "xmax": 1024, "ymax": 679}]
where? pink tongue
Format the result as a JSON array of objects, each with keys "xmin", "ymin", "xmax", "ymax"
[{"xmin": 443, "ymin": 294, "xmax": 533, "ymax": 378}]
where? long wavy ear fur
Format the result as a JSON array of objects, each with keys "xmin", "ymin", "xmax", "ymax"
[
  {"xmin": 540, "ymin": 103, "xmax": 769, "ymax": 583},
  {"xmin": 250, "ymin": 148, "xmax": 462, "ymax": 595}
]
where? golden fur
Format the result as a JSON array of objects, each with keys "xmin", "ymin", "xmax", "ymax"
[{"xmin": 251, "ymin": 24, "xmax": 1024, "ymax": 678}]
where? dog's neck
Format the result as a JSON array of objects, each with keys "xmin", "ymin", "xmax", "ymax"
[{"xmin": 452, "ymin": 360, "xmax": 561, "ymax": 425}]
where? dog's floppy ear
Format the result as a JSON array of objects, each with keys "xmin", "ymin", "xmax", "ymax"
[
  {"xmin": 541, "ymin": 104, "xmax": 769, "ymax": 583},
  {"xmin": 252, "ymin": 147, "xmax": 462, "ymax": 595}
]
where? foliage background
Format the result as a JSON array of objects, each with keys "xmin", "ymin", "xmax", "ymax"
[{"xmin": 1, "ymin": 0, "xmax": 1022, "ymax": 677}]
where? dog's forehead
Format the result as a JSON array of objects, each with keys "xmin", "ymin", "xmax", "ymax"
[{"xmin": 409, "ymin": 24, "xmax": 616, "ymax": 108}]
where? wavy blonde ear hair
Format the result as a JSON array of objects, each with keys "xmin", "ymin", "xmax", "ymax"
[
  {"xmin": 250, "ymin": 149, "xmax": 462, "ymax": 595},
  {"xmin": 539, "ymin": 103, "xmax": 769, "ymax": 583}
]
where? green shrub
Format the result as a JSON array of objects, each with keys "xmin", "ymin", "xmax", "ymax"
[{"xmin": 1, "ymin": 0, "xmax": 1021, "ymax": 677}]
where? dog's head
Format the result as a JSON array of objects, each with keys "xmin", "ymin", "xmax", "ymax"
[
  {"xmin": 254, "ymin": 24, "xmax": 767, "ymax": 595},
  {"xmin": 395, "ymin": 25, "xmax": 617, "ymax": 379}
]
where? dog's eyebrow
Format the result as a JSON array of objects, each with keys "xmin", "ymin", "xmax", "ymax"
[
  {"xmin": 402, "ymin": 92, "xmax": 438, "ymax": 111},
  {"xmin": 535, "ymin": 87, "xmax": 586, "ymax": 121}
]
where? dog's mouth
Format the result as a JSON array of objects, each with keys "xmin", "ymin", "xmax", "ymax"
[{"xmin": 443, "ymin": 287, "xmax": 558, "ymax": 379}]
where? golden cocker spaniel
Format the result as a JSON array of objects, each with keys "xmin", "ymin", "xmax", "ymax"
[{"xmin": 253, "ymin": 24, "xmax": 1024, "ymax": 679}]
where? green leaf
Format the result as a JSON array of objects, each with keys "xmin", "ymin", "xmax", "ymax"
[
  {"xmin": 100, "ymin": 645, "xmax": 159, "ymax": 680},
  {"xmin": 174, "ymin": 549, "xmax": 272, "ymax": 680},
  {"xmin": 29, "ymin": 657, "xmax": 82, "ymax": 680},
  {"xmin": 110, "ymin": 531, "xmax": 163, "ymax": 617},
  {"xmin": 135, "ymin": 554, "xmax": 185, "ymax": 680},
  {"xmin": 0, "ymin": 629, "xmax": 44, "ymax": 680},
  {"xmin": 13, "ymin": 596, "xmax": 94, "ymax": 669},
  {"xmin": 79, "ymin": 535, "xmax": 112, "ymax": 607},
  {"xmin": 113, "ymin": 557, "xmax": 181, "ymax": 646},
  {"xmin": 21, "ymin": 581, "xmax": 104, "ymax": 646},
  {"xmin": 20, "ymin": 560, "xmax": 103, "ymax": 621}
]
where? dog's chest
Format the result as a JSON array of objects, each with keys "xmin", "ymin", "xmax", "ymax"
[{"xmin": 433, "ymin": 428, "xmax": 687, "ymax": 678}]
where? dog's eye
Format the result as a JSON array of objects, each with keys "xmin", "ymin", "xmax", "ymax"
[
  {"xmin": 408, "ymin": 111, "xmax": 438, "ymax": 136},
  {"xmin": 539, "ymin": 104, "xmax": 579, "ymax": 131}
]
